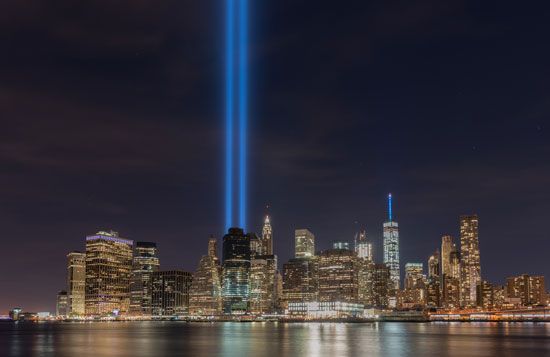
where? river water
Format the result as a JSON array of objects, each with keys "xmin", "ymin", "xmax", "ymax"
[{"xmin": 1, "ymin": 321, "xmax": 549, "ymax": 356}]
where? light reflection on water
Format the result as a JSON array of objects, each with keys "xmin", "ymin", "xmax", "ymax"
[{"xmin": 1, "ymin": 321, "xmax": 549, "ymax": 357}]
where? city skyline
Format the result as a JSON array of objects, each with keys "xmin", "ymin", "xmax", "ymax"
[{"xmin": 1, "ymin": 1, "xmax": 549, "ymax": 315}]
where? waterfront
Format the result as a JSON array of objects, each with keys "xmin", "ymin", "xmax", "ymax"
[{"xmin": 1, "ymin": 322, "xmax": 549, "ymax": 357}]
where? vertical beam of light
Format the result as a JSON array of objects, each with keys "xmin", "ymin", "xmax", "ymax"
[
  {"xmin": 388, "ymin": 193, "xmax": 393, "ymax": 222},
  {"xmin": 238, "ymin": 0, "xmax": 248, "ymax": 230},
  {"xmin": 225, "ymin": 0, "xmax": 235, "ymax": 232}
]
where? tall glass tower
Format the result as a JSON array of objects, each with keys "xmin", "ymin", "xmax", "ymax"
[
  {"xmin": 383, "ymin": 194, "xmax": 400, "ymax": 290},
  {"xmin": 222, "ymin": 227, "xmax": 251, "ymax": 314}
]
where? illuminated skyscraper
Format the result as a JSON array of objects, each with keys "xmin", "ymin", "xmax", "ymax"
[
  {"xmin": 295, "ymin": 229, "xmax": 315, "ymax": 258},
  {"xmin": 66, "ymin": 251, "xmax": 85, "ymax": 316},
  {"xmin": 151, "ymin": 270, "xmax": 193, "ymax": 316},
  {"xmin": 85, "ymin": 231, "xmax": 133, "ymax": 316},
  {"xmin": 372, "ymin": 263, "xmax": 391, "ymax": 308},
  {"xmin": 318, "ymin": 249, "xmax": 359, "ymax": 303},
  {"xmin": 383, "ymin": 194, "xmax": 400, "ymax": 290},
  {"xmin": 282, "ymin": 258, "xmax": 318, "ymax": 306},
  {"xmin": 189, "ymin": 238, "xmax": 223, "ymax": 316},
  {"xmin": 222, "ymin": 228, "xmax": 251, "ymax": 314},
  {"xmin": 459, "ymin": 215, "xmax": 481, "ymax": 308},
  {"xmin": 440, "ymin": 235, "xmax": 453, "ymax": 277},
  {"xmin": 355, "ymin": 229, "xmax": 373, "ymax": 261},
  {"xmin": 130, "ymin": 242, "xmax": 160, "ymax": 316},
  {"xmin": 428, "ymin": 250, "xmax": 440, "ymax": 278},
  {"xmin": 56, "ymin": 291, "xmax": 69, "ymax": 317},
  {"xmin": 261, "ymin": 215, "xmax": 273, "ymax": 255},
  {"xmin": 506, "ymin": 274, "xmax": 546, "ymax": 306},
  {"xmin": 404, "ymin": 263, "xmax": 424, "ymax": 290},
  {"xmin": 249, "ymin": 255, "xmax": 277, "ymax": 314}
]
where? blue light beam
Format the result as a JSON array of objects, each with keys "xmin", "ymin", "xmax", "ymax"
[
  {"xmin": 225, "ymin": 0, "xmax": 235, "ymax": 232},
  {"xmin": 238, "ymin": 0, "xmax": 248, "ymax": 230}
]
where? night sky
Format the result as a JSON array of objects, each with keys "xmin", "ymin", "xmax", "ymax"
[{"xmin": 1, "ymin": 1, "xmax": 549, "ymax": 313}]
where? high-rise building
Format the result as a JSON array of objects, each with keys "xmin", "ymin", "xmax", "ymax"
[
  {"xmin": 295, "ymin": 229, "xmax": 315, "ymax": 258},
  {"xmin": 428, "ymin": 250, "xmax": 440, "ymax": 278},
  {"xmin": 427, "ymin": 251, "xmax": 441, "ymax": 308},
  {"xmin": 189, "ymin": 238, "xmax": 222, "ymax": 316},
  {"xmin": 440, "ymin": 235, "xmax": 453, "ymax": 277},
  {"xmin": 506, "ymin": 274, "xmax": 546, "ymax": 306},
  {"xmin": 222, "ymin": 228, "xmax": 251, "ymax": 314},
  {"xmin": 282, "ymin": 258, "xmax": 318, "ymax": 306},
  {"xmin": 459, "ymin": 215, "xmax": 481, "ymax": 308},
  {"xmin": 151, "ymin": 270, "xmax": 193, "ymax": 316},
  {"xmin": 383, "ymin": 194, "xmax": 400, "ymax": 290},
  {"xmin": 404, "ymin": 263, "xmax": 424, "ymax": 290},
  {"xmin": 66, "ymin": 251, "xmax": 86, "ymax": 316},
  {"xmin": 355, "ymin": 229, "xmax": 373, "ymax": 261},
  {"xmin": 357, "ymin": 258, "xmax": 374, "ymax": 307},
  {"xmin": 476, "ymin": 280, "xmax": 495, "ymax": 310},
  {"xmin": 85, "ymin": 231, "xmax": 133, "ymax": 316},
  {"xmin": 249, "ymin": 255, "xmax": 277, "ymax": 314},
  {"xmin": 449, "ymin": 245, "xmax": 461, "ymax": 279},
  {"xmin": 130, "ymin": 242, "xmax": 160, "ymax": 316},
  {"xmin": 56, "ymin": 291, "xmax": 69, "ymax": 317},
  {"xmin": 332, "ymin": 241, "xmax": 350, "ymax": 250},
  {"xmin": 372, "ymin": 264, "xmax": 391, "ymax": 308},
  {"xmin": 262, "ymin": 215, "xmax": 273, "ymax": 255},
  {"xmin": 318, "ymin": 249, "xmax": 359, "ymax": 303}
]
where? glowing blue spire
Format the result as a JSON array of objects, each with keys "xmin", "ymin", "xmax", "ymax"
[{"xmin": 388, "ymin": 193, "xmax": 393, "ymax": 222}]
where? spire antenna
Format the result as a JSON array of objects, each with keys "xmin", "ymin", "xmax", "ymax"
[{"xmin": 388, "ymin": 193, "xmax": 393, "ymax": 221}]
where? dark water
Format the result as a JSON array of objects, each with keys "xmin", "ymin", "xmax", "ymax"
[{"xmin": 1, "ymin": 321, "xmax": 549, "ymax": 357}]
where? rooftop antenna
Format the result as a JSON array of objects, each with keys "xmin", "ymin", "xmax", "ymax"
[{"xmin": 388, "ymin": 193, "xmax": 393, "ymax": 221}]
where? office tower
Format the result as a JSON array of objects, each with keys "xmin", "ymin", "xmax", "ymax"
[
  {"xmin": 85, "ymin": 231, "xmax": 133, "ymax": 316},
  {"xmin": 208, "ymin": 236, "xmax": 219, "ymax": 262},
  {"xmin": 442, "ymin": 277, "xmax": 460, "ymax": 309},
  {"xmin": 372, "ymin": 264, "xmax": 391, "ymax": 308},
  {"xmin": 66, "ymin": 251, "xmax": 86, "ymax": 316},
  {"xmin": 151, "ymin": 270, "xmax": 192, "ymax": 316},
  {"xmin": 476, "ymin": 280, "xmax": 495, "ymax": 310},
  {"xmin": 249, "ymin": 233, "xmax": 261, "ymax": 257},
  {"xmin": 383, "ymin": 194, "xmax": 400, "ymax": 290},
  {"xmin": 506, "ymin": 275, "xmax": 546, "ymax": 306},
  {"xmin": 492, "ymin": 285, "xmax": 506, "ymax": 309},
  {"xmin": 295, "ymin": 229, "xmax": 315, "ymax": 258},
  {"xmin": 449, "ymin": 246, "xmax": 461, "ymax": 279},
  {"xmin": 282, "ymin": 258, "xmax": 318, "ymax": 305},
  {"xmin": 426, "ymin": 251, "xmax": 441, "ymax": 307},
  {"xmin": 332, "ymin": 241, "xmax": 350, "ymax": 250},
  {"xmin": 249, "ymin": 255, "xmax": 277, "ymax": 314},
  {"xmin": 262, "ymin": 215, "xmax": 273, "ymax": 255},
  {"xmin": 275, "ymin": 270, "xmax": 283, "ymax": 310},
  {"xmin": 222, "ymin": 228, "xmax": 251, "ymax": 314},
  {"xmin": 441, "ymin": 235, "xmax": 453, "ymax": 276},
  {"xmin": 189, "ymin": 258, "xmax": 222, "ymax": 316},
  {"xmin": 130, "ymin": 242, "xmax": 160, "ymax": 316},
  {"xmin": 318, "ymin": 249, "xmax": 359, "ymax": 303},
  {"xmin": 459, "ymin": 215, "xmax": 481, "ymax": 308},
  {"xmin": 428, "ymin": 250, "xmax": 440, "ymax": 278},
  {"xmin": 355, "ymin": 229, "xmax": 373, "ymax": 261},
  {"xmin": 404, "ymin": 263, "xmax": 424, "ymax": 290},
  {"xmin": 56, "ymin": 291, "xmax": 69, "ymax": 317}
]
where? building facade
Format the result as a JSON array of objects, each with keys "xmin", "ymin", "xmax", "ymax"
[
  {"xmin": 459, "ymin": 215, "xmax": 481, "ymax": 308},
  {"xmin": 506, "ymin": 274, "xmax": 546, "ymax": 306},
  {"xmin": 67, "ymin": 251, "xmax": 86, "ymax": 316},
  {"xmin": 355, "ymin": 229, "xmax": 373, "ymax": 261},
  {"xmin": 151, "ymin": 270, "xmax": 193, "ymax": 316},
  {"xmin": 318, "ymin": 249, "xmax": 359, "ymax": 303},
  {"xmin": 222, "ymin": 228, "xmax": 251, "ymax": 314},
  {"xmin": 383, "ymin": 194, "xmax": 400, "ymax": 290},
  {"xmin": 282, "ymin": 258, "xmax": 318, "ymax": 306},
  {"xmin": 85, "ymin": 231, "xmax": 133, "ymax": 316},
  {"xmin": 295, "ymin": 229, "xmax": 315, "ymax": 258},
  {"xmin": 56, "ymin": 291, "xmax": 69, "ymax": 317},
  {"xmin": 130, "ymin": 242, "xmax": 160, "ymax": 316}
]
